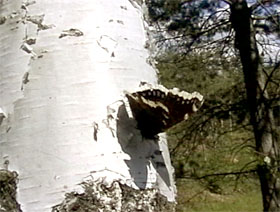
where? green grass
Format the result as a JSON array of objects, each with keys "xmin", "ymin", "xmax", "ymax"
[{"xmin": 176, "ymin": 178, "xmax": 262, "ymax": 212}]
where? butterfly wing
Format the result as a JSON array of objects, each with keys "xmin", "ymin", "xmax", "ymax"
[{"xmin": 125, "ymin": 86, "xmax": 203, "ymax": 138}]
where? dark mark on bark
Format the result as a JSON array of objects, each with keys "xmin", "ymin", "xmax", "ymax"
[
  {"xmin": 117, "ymin": 20, "xmax": 124, "ymax": 24},
  {"xmin": 120, "ymin": 6, "xmax": 127, "ymax": 10},
  {"xmin": 59, "ymin": 28, "xmax": 84, "ymax": 39},
  {"xmin": 21, "ymin": 72, "xmax": 29, "ymax": 90},
  {"xmin": 93, "ymin": 122, "xmax": 99, "ymax": 141},
  {"xmin": 25, "ymin": 38, "xmax": 36, "ymax": 45},
  {"xmin": 0, "ymin": 16, "xmax": 6, "ymax": 25}
]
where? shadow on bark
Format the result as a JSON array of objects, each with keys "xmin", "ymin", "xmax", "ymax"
[
  {"xmin": 116, "ymin": 104, "xmax": 171, "ymax": 188},
  {"xmin": 52, "ymin": 103, "xmax": 176, "ymax": 211}
]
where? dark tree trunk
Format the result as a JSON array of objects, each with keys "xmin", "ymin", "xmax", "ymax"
[{"xmin": 230, "ymin": 0, "xmax": 280, "ymax": 211}]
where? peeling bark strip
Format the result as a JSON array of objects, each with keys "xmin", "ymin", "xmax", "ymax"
[
  {"xmin": 0, "ymin": 170, "xmax": 22, "ymax": 212},
  {"xmin": 20, "ymin": 43, "xmax": 35, "ymax": 55},
  {"xmin": 26, "ymin": 14, "xmax": 54, "ymax": 31},
  {"xmin": 52, "ymin": 179, "xmax": 175, "ymax": 212},
  {"xmin": 125, "ymin": 84, "xmax": 203, "ymax": 138}
]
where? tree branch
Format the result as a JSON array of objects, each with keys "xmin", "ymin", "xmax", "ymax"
[
  {"xmin": 222, "ymin": 0, "xmax": 232, "ymax": 5},
  {"xmin": 255, "ymin": 0, "xmax": 280, "ymax": 26},
  {"xmin": 262, "ymin": 61, "xmax": 280, "ymax": 98},
  {"xmin": 179, "ymin": 169, "xmax": 257, "ymax": 180},
  {"xmin": 250, "ymin": 0, "xmax": 271, "ymax": 11},
  {"xmin": 252, "ymin": 13, "xmax": 280, "ymax": 21}
]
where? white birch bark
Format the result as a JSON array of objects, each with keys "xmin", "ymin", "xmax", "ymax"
[{"xmin": 0, "ymin": 0, "xmax": 176, "ymax": 211}]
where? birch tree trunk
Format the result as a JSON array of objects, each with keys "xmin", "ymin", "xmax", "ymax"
[{"xmin": 0, "ymin": 0, "xmax": 176, "ymax": 211}]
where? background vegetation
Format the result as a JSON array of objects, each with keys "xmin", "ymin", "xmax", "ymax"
[
  {"xmin": 146, "ymin": 0, "xmax": 280, "ymax": 210},
  {"xmin": 156, "ymin": 51, "xmax": 262, "ymax": 211}
]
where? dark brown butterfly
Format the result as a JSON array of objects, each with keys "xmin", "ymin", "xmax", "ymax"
[{"xmin": 125, "ymin": 85, "xmax": 203, "ymax": 138}]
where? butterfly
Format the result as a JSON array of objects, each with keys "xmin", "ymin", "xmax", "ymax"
[{"xmin": 125, "ymin": 84, "xmax": 203, "ymax": 138}]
